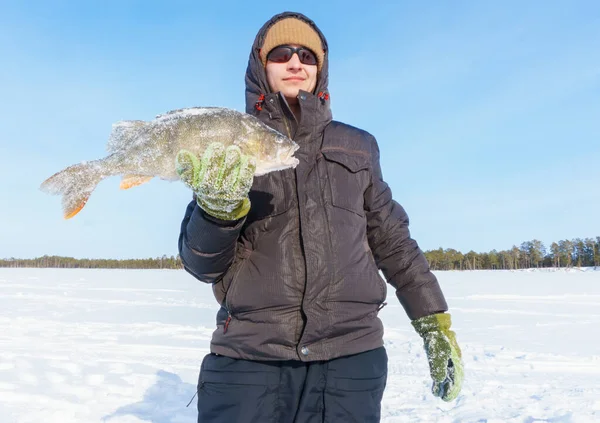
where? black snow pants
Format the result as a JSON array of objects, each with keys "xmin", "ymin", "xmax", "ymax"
[{"xmin": 196, "ymin": 347, "xmax": 388, "ymax": 423}]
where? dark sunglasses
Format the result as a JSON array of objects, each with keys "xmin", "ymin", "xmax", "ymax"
[{"xmin": 266, "ymin": 45, "xmax": 318, "ymax": 66}]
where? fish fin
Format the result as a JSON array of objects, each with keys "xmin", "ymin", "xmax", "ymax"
[
  {"xmin": 107, "ymin": 120, "xmax": 146, "ymax": 153},
  {"xmin": 155, "ymin": 109, "xmax": 180, "ymax": 119},
  {"xmin": 120, "ymin": 175, "xmax": 153, "ymax": 190},
  {"xmin": 40, "ymin": 160, "xmax": 106, "ymax": 219},
  {"xmin": 155, "ymin": 107, "xmax": 207, "ymax": 119},
  {"xmin": 64, "ymin": 193, "xmax": 91, "ymax": 219}
]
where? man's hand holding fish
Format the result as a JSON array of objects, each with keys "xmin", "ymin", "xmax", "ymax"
[{"xmin": 176, "ymin": 142, "xmax": 256, "ymax": 221}]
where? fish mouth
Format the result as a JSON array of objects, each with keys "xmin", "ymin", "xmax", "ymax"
[
  {"xmin": 280, "ymin": 148, "xmax": 300, "ymax": 167},
  {"xmin": 284, "ymin": 156, "xmax": 300, "ymax": 167}
]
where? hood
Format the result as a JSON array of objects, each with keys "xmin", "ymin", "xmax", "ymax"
[{"xmin": 244, "ymin": 11, "xmax": 332, "ymax": 133}]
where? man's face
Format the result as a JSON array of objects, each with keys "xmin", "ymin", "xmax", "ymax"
[{"xmin": 265, "ymin": 44, "xmax": 318, "ymax": 106}]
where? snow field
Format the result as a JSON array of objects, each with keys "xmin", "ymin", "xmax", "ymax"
[{"xmin": 0, "ymin": 268, "xmax": 598, "ymax": 422}]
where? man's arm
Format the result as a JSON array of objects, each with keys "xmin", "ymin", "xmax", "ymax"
[
  {"xmin": 363, "ymin": 135, "xmax": 463, "ymax": 402},
  {"xmin": 176, "ymin": 143, "xmax": 254, "ymax": 284},
  {"xmin": 363, "ymin": 135, "xmax": 448, "ymax": 319},
  {"xmin": 178, "ymin": 199, "xmax": 245, "ymax": 284}
]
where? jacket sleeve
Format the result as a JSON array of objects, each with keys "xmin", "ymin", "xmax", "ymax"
[
  {"xmin": 364, "ymin": 136, "xmax": 448, "ymax": 320},
  {"xmin": 178, "ymin": 199, "xmax": 245, "ymax": 284}
]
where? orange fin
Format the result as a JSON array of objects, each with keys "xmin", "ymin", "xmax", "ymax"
[
  {"xmin": 40, "ymin": 160, "xmax": 104, "ymax": 220},
  {"xmin": 120, "ymin": 175, "xmax": 153, "ymax": 190},
  {"xmin": 64, "ymin": 193, "xmax": 90, "ymax": 219}
]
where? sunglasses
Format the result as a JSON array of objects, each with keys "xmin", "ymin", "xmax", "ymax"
[{"xmin": 266, "ymin": 45, "xmax": 318, "ymax": 66}]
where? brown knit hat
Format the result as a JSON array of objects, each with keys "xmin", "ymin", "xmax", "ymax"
[{"xmin": 260, "ymin": 17, "xmax": 325, "ymax": 72}]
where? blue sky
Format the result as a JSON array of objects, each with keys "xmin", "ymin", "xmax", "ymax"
[{"xmin": 1, "ymin": 0, "xmax": 598, "ymax": 259}]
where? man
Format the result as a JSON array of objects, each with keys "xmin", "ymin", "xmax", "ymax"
[{"xmin": 177, "ymin": 11, "xmax": 463, "ymax": 423}]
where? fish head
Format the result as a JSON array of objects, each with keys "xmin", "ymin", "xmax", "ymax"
[
  {"xmin": 253, "ymin": 132, "xmax": 300, "ymax": 176},
  {"xmin": 241, "ymin": 123, "xmax": 300, "ymax": 176}
]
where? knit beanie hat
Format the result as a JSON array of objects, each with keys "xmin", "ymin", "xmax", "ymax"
[{"xmin": 260, "ymin": 17, "xmax": 325, "ymax": 72}]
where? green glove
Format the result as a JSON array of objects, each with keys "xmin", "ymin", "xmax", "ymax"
[
  {"xmin": 176, "ymin": 142, "xmax": 256, "ymax": 221},
  {"xmin": 411, "ymin": 313, "xmax": 464, "ymax": 402}
]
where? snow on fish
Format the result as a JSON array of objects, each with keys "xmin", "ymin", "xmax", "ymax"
[{"xmin": 40, "ymin": 107, "xmax": 300, "ymax": 219}]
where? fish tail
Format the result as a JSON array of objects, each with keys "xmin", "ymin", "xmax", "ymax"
[{"xmin": 40, "ymin": 160, "xmax": 106, "ymax": 219}]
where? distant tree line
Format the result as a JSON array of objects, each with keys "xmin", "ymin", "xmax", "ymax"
[
  {"xmin": 1, "ymin": 236, "xmax": 598, "ymax": 271},
  {"xmin": 0, "ymin": 255, "xmax": 182, "ymax": 269},
  {"xmin": 423, "ymin": 237, "xmax": 600, "ymax": 271}
]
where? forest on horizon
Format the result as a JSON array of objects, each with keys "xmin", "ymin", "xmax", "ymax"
[{"xmin": 1, "ymin": 236, "xmax": 598, "ymax": 271}]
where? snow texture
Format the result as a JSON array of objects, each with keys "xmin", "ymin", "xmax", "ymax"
[{"xmin": 0, "ymin": 268, "xmax": 599, "ymax": 422}]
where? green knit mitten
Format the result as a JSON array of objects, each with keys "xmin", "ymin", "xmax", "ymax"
[
  {"xmin": 176, "ymin": 142, "xmax": 255, "ymax": 221},
  {"xmin": 412, "ymin": 313, "xmax": 464, "ymax": 402}
]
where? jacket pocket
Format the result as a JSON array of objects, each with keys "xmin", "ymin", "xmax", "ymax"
[
  {"xmin": 321, "ymin": 149, "xmax": 370, "ymax": 217},
  {"xmin": 246, "ymin": 167, "xmax": 294, "ymax": 222},
  {"xmin": 364, "ymin": 239, "xmax": 387, "ymax": 303},
  {"xmin": 224, "ymin": 245, "xmax": 252, "ymax": 314}
]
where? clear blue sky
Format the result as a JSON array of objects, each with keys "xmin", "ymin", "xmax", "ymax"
[{"xmin": 1, "ymin": 0, "xmax": 598, "ymax": 259}]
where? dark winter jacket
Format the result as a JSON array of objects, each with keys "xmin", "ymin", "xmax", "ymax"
[{"xmin": 179, "ymin": 12, "xmax": 448, "ymax": 362}]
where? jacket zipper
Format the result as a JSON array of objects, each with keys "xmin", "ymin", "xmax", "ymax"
[
  {"xmin": 223, "ymin": 313, "xmax": 232, "ymax": 334},
  {"xmin": 277, "ymin": 95, "xmax": 295, "ymax": 139},
  {"xmin": 223, "ymin": 247, "xmax": 251, "ymax": 334},
  {"xmin": 282, "ymin": 115, "xmax": 292, "ymax": 139},
  {"xmin": 363, "ymin": 239, "xmax": 388, "ymax": 302},
  {"xmin": 224, "ymin": 262, "xmax": 244, "ymax": 315}
]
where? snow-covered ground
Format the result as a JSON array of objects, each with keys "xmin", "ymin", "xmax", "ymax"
[{"xmin": 1, "ymin": 268, "xmax": 599, "ymax": 422}]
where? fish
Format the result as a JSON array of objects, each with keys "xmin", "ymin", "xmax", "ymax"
[{"xmin": 40, "ymin": 107, "xmax": 300, "ymax": 219}]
